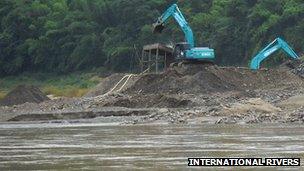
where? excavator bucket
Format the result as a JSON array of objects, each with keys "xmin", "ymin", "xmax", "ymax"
[{"xmin": 152, "ymin": 22, "xmax": 165, "ymax": 34}]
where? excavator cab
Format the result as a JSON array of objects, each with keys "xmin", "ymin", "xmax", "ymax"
[{"xmin": 174, "ymin": 42, "xmax": 191, "ymax": 59}]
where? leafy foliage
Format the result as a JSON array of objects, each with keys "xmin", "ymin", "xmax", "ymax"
[{"xmin": 0, "ymin": 0, "xmax": 303, "ymax": 75}]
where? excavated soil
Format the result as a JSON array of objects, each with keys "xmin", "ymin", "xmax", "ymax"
[
  {"xmin": 85, "ymin": 73, "xmax": 139, "ymax": 97},
  {"xmin": 85, "ymin": 73, "xmax": 125, "ymax": 97},
  {"xmin": 281, "ymin": 59, "xmax": 304, "ymax": 78},
  {"xmin": 0, "ymin": 85, "xmax": 49, "ymax": 107},
  {"xmin": 124, "ymin": 64, "xmax": 303, "ymax": 95},
  {"xmin": 1, "ymin": 60, "xmax": 304, "ymax": 124}
]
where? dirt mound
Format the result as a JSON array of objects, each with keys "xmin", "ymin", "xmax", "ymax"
[
  {"xmin": 125, "ymin": 65, "xmax": 304, "ymax": 95},
  {"xmin": 281, "ymin": 59, "xmax": 304, "ymax": 78},
  {"xmin": 207, "ymin": 66, "xmax": 303, "ymax": 89},
  {"xmin": 125, "ymin": 66, "xmax": 238, "ymax": 95},
  {"xmin": 87, "ymin": 64, "xmax": 304, "ymax": 98},
  {"xmin": 0, "ymin": 85, "xmax": 49, "ymax": 106},
  {"xmin": 85, "ymin": 74, "xmax": 125, "ymax": 97}
]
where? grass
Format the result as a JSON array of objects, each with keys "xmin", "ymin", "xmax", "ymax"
[
  {"xmin": 0, "ymin": 72, "xmax": 102, "ymax": 99},
  {"xmin": 0, "ymin": 91, "xmax": 6, "ymax": 100},
  {"xmin": 43, "ymin": 85, "xmax": 90, "ymax": 97}
]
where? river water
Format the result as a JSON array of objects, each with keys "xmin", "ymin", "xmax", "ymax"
[{"xmin": 0, "ymin": 121, "xmax": 303, "ymax": 170}]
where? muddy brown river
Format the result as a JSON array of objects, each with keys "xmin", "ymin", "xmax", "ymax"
[{"xmin": 0, "ymin": 121, "xmax": 303, "ymax": 170}]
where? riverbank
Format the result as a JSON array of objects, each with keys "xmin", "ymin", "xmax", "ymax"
[
  {"xmin": 1, "ymin": 89, "xmax": 303, "ymax": 124},
  {"xmin": 1, "ymin": 61, "xmax": 304, "ymax": 125}
]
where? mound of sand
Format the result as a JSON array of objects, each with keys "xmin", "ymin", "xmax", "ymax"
[
  {"xmin": 0, "ymin": 85, "xmax": 49, "ymax": 106},
  {"xmin": 221, "ymin": 98, "xmax": 282, "ymax": 115}
]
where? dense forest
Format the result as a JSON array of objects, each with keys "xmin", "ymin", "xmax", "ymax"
[{"xmin": 0, "ymin": 0, "xmax": 303, "ymax": 76}]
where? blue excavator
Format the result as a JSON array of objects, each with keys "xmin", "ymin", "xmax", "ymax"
[
  {"xmin": 153, "ymin": 4, "xmax": 215, "ymax": 63},
  {"xmin": 250, "ymin": 37, "xmax": 299, "ymax": 70}
]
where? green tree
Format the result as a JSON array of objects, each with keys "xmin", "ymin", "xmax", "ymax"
[{"xmin": 0, "ymin": 0, "xmax": 303, "ymax": 76}]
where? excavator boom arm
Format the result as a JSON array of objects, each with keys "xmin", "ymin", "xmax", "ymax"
[
  {"xmin": 153, "ymin": 4, "xmax": 194, "ymax": 48},
  {"xmin": 250, "ymin": 38, "xmax": 299, "ymax": 70},
  {"xmin": 279, "ymin": 39, "xmax": 299, "ymax": 59}
]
